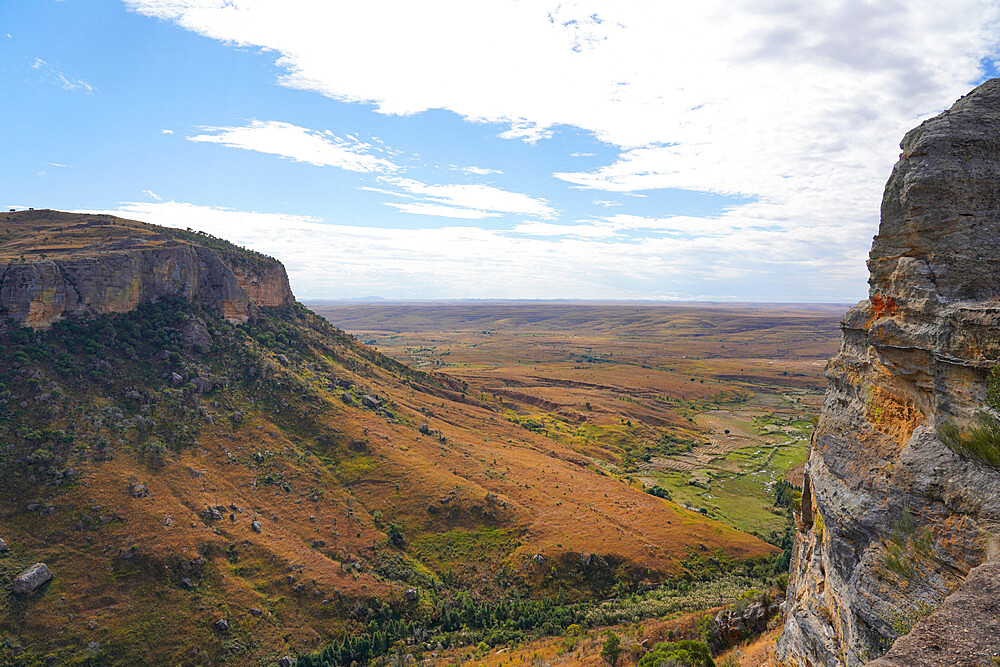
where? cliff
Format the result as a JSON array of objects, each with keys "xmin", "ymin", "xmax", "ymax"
[
  {"xmin": 776, "ymin": 80, "xmax": 1000, "ymax": 665},
  {"xmin": 0, "ymin": 209, "xmax": 294, "ymax": 327}
]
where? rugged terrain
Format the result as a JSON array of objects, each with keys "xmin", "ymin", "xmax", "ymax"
[
  {"xmin": 777, "ymin": 80, "xmax": 1000, "ymax": 665},
  {"xmin": 0, "ymin": 211, "xmax": 780, "ymax": 666}
]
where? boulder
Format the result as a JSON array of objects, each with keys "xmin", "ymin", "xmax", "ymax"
[
  {"xmin": 0, "ymin": 538, "xmax": 8, "ymax": 553},
  {"xmin": 279, "ymin": 657, "xmax": 295, "ymax": 667},
  {"xmin": 361, "ymin": 394, "xmax": 381, "ymax": 409},
  {"xmin": 213, "ymin": 617, "xmax": 229, "ymax": 633},
  {"xmin": 130, "ymin": 481, "xmax": 149, "ymax": 499},
  {"xmin": 12, "ymin": 562, "xmax": 53, "ymax": 596},
  {"xmin": 182, "ymin": 318, "xmax": 213, "ymax": 352},
  {"xmin": 419, "ymin": 422, "xmax": 431, "ymax": 435},
  {"xmin": 190, "ymin": 376, "xmax": 214, "ymax": 394},
  {"xmin": 251, "ymin": 520, "xmax": 262, "ymax": 533}
]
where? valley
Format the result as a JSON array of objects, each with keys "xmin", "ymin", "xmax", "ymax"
[{"xmin": 310, "ymin": 301, "xmax": 844, "ymax": 545}]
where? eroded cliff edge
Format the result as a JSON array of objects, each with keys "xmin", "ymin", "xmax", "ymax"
[
  {"xmin": 776, "ymin": 80, "xmax": 1000, "ymax": 665},
  {"xmin": 0, "ymin": 210, "xmax": 293, "ymax": 328}
]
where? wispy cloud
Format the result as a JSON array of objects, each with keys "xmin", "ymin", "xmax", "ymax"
[
  {"xmin": 47, "ymin": 162, "xmax": 74, "ymax": 168},
  {"xmin": 382, "ymin": 177, "xmax": 557, "ymax": 219},
  {"xmin": 161, "ymin": 129, "xmax": 174, "ymax": 135},
  {"xmin": 31, "ymin": 57, "xmax": 95, "ymax": 93},
  {"xmin": 142, "ymin": 189, "xmax": 162, "ymax": 201},
  {"xmin": 454, "ymin": 165, "xmax": 503, "ymax": 175},
  {"xmin": 187, "ymin": 120, "xmax": 397, "ymax": 173}
]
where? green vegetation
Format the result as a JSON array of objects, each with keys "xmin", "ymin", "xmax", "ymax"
[
  {"xmin": 638, "ymin": 640, "xmax": 715, "ymax": 667},
  {"xmin": 937, "ymin": 412, "xmax": 1000, "ymax": 471},
  {"xmin": 935, "ymin": 365, "xmax": 1000, "ymax": 471},
  {"xmin": 601, "ymin": 631, "xmax": 622, "ymax": 666}
]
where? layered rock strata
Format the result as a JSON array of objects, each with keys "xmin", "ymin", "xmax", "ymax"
[
  {"xmin": 0, "ymin": 210, "xmax": 293, "ymax": 327},
  {"xmin": 777, "ymin": 79, "xmax": 1000, "ymax": 665}
]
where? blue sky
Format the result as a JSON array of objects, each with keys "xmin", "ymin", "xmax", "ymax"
[{"xmin": 2, "ymin": 1, "xmax": 999, "ymax": 301}]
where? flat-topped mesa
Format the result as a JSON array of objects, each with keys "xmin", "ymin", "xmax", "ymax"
[
  {"xmin": 777, "ymin": 79, "xmax": 1000, "ymax": 666},
  {"xmin": 0, "ymin": 210, "xmax": 294, "ymax": 328}
]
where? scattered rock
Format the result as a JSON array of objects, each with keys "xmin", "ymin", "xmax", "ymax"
[
  {"xmin": 276, "ymin": 354, "xmax": 290, "ymax": 365},
  {"xmin": 279, "ymin": 656, "xmax": 295, "ymax": 667},
  {"xmin": 340, "ymin": 392, "xmax": 354, "ymax": 405},
  {"xmin": 531, "ymin": 554, "xmax": 545, "ymax": 565},
  {"xmin": 405, "ymin": 588, "xmax": 418, "ymax": 601},
  {"xmin": 213, "ymin": 617, "xmax": 230, "ymax": 633},
  {"xmin": 130, "ymin": 482, "xmax": 149, "ymax": 499},
  {"xmin": 361, "ymin": 394, "xmax": 381, "ymax": 409},
  {"xmin": 86, "ymin": 641, "xmax": 100, "ymax": 655},
  {"xmin": 169, "ymin": 372, "xmax": 184, "ymax": 385},
  {"xmin": 204, "ymin": 507, "xmax": 223, "ymax": 522},
  {"xmin": 0, "ymin": 538, "xmax": 8, "ymax": 553},
  {"xmin": 419, "ymin": 422, "xmax": 431, "ymax": 434},
  {"xmin": 180, "ymin": 577, "xmax": 194, "ymax": 589},
  {"xmin": 249, "ymin": 607, "xmax": 263, "ymax": 617},
  {"xmin": 250, "ymin": 520, "xmax": 262, "ymax": 533},
  {"xmin": 12, "ymin": 563, "xmax": 53, "ymax": 596}
]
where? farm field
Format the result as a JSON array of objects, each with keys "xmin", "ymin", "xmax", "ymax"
[{"xmin": 310, "ymin": 301, "xmax": 845, "ymax": 544}]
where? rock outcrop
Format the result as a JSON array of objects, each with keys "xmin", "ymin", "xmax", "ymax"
[
  {"xmin": 777, "ymin": 80, "xmax": 1000, "ymax": 665},
  {"xmin": 0, "ymin": 210, "xmax": 293, "ymax": 328}
]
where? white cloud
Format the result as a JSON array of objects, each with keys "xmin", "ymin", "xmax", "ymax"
[
  {"xmin": 382, "ymin": 177, "xmax": 557, "ymax": 219},
  {"xmin": 593, "ymin": 200, "xmax": 619, "ymax": 208},
  {"xmin": 384, "ymin": 202, "xmax": 500, "ymax": 219},
  {"xmin": 47, "ymin": 162, "xmax": 74, "ymax": 168},
  {"xmin": 570, "ymin": 152, "xmax": 596, "ymax": 157},
  {"xmin": 31, "ymin": 57, "xmax": 95, "ymax": 92},
  {"xmin": 142, "ymin": 189, "xmax": 162, "ymax": 201},
  {"xmin": 161, "ymin": 129, "xmax": 174, "ymax": 134},
  {"xmin": 455, "ymin": 165, "xmax": 503, "ymax": 175},
  {"xmin": 76, "ymin": 200, "xmax": 861, "ymax": 301},
  {"xmin": 512, "ymin": 221, "xmax": 619, "ymax": 238},
  {"xmin": 187, "ymin": 120, "xmax": 397, "ymax": 173},
  {"xmin": 122, "ymin": 0, "xmax": 1000, "ymax": 300}
]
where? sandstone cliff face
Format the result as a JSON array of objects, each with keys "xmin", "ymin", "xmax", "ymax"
[
  {"xmin": 776, "ymin": 80, "xmax": 1000, "ymax": 665},
  {"xmin": 0, "ymin": 210, "xmax": 293, "ymax": 328}
]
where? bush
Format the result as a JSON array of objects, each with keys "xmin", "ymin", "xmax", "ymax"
[
  {"xmin": 936, "ymin": 412, "xmax": 1000, "ymax": 471},
  {"xmin": 638, "ymin": 640, "xmax": 715, "ymax": 667},
  {"xmin": 601, "ymin": 631, "xmax": 622, "ymax": 666}
]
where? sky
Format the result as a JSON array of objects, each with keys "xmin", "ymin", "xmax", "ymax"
[{"xmin": 2, "ymin": 1, "xmax": 999, "ymax": 302}]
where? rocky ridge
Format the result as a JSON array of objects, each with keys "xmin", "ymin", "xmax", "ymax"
[
  {"xmin": 0, "ymin": 210, "xmax": 293, "ymax": 328},
  {"xmin": 776, "ymin": 80, "xmax": 1000, "ymax": 665}
]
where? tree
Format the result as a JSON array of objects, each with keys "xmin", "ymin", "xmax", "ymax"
[{"xmin": 601, "ymin": 631, "xmax": 622, "ymax": 667}]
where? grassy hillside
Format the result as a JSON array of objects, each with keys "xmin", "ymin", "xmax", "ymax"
[{"xmin": 0, "ymin": 224, "xmax": 782, "ymax": 665}]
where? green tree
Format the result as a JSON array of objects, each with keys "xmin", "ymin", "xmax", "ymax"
[{"xmin": 601, "ymin": 631, "xmax": 622, "ymax": 667}]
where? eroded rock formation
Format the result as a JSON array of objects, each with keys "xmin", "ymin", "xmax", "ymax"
[
  {"xmin": 776, "ymin": 80, "xmax": 1000, "ymax": 665},
  {"xmin": 0, "ymin": 210, "xmax": 293, "ymax": 327}
]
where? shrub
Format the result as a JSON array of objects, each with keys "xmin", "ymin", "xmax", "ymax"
[
  {"xmin": 601, "ymin": 631, "xmax": 622, "ymax": 666},
  {"xmin": 936, "ymin": 412, "xmax": 1000, "ymax": 471},
  {"xmin": 638, "ymin": 640, "xmax": 715, "ymax": 667}
]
